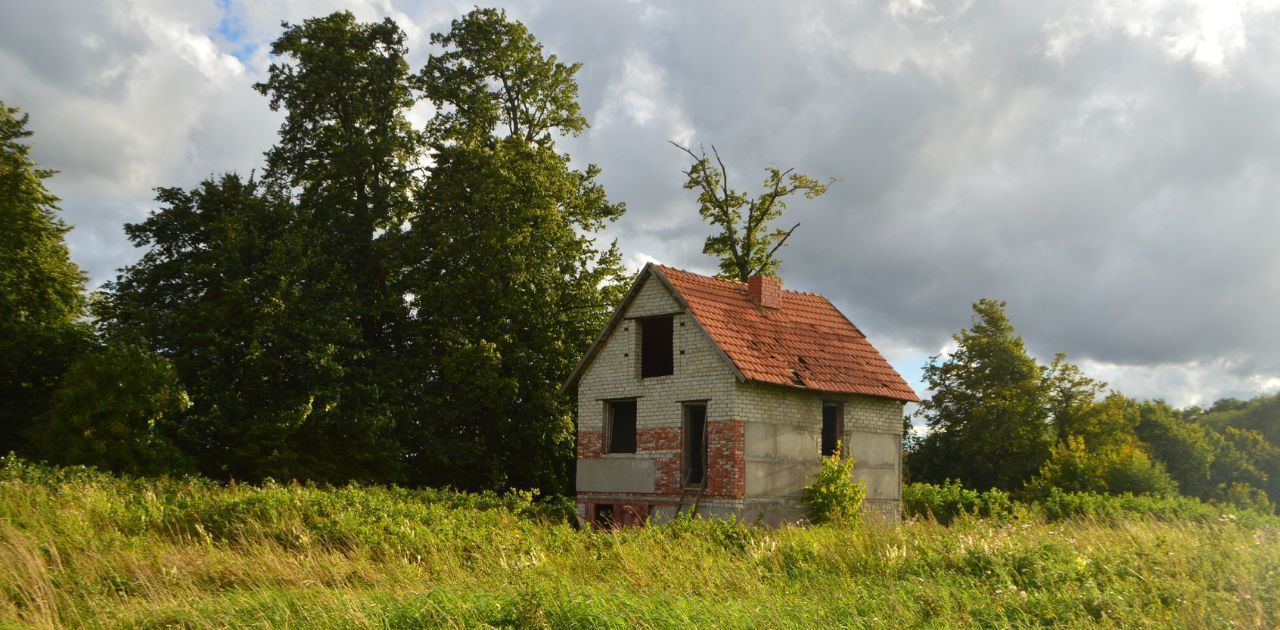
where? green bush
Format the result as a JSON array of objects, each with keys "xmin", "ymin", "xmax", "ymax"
[
  {"xmin": 1026, "ymin": 437, "xmax": 1176, "ymax": 498},
  {"xmin": 903, "ymin": 480, "xmax": 1017, "ymax": 524},
  {"xmin": 800, "ymin": 442, "xmax": 865, "ymax": 525},
  {"xmin": 1036, "ymin": 487, "xmax": 1277, "ymax": 526},
  {"xmin": 1219, "ymin": 482, "xmax": 1275, "ymax": 514}
]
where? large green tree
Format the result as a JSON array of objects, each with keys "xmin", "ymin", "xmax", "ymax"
[
  {"xmin": 910, "ymin": 299, "xmax": 1055, "ymax": 490},
  {"xmin": 674, "ymin": 143, "xmax": 830, "ymax": 282},
  {"xmin": 0, "ymin": 101, "xmax": 89, "ymax": 454},
  {"xmin": 253, "ymin": 12, "xmax": 421, "ymax": 481},
  {"xmin": 99, "ymin": 175, "xmax": 361, "ymax": 480},
  {"xmin": 402, "ymin": 8, "xmax": 627, "ymax": 492}
]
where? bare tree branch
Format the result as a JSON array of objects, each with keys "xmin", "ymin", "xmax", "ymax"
[{"xmin": 753, "ymin": 222, "xmax": 800, "ymax": 276}]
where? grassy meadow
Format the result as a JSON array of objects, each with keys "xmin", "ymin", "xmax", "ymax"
[{"xmin": 1, "ymin": 457, "xmax": 1277, "ymax": 629}]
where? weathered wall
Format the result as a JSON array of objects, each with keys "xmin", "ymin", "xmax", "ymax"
[
  {"xmin": 576, "ymin": 273, "xmax": 741, "ymax": 503},
  {"xmin": 737, "ymin": 383, "xmax": 905, "ymax": 523},
  {"xmin": 846, "ymin": 395, "xmax": 906, "ymax": 519}
]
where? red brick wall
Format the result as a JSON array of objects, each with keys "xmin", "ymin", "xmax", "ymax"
[
  {"xmin": 578, "ymin": 430, "xmax": 603, "ymax": 459},
  {"xmin": 577, "ymin": 420, "xmax": 744, "ymax": 499},
  {"xmin": 708, "ymin": 419, "xmax": 745, "ymax": 498},
  {"xmin": 639, "ymin": 426, "xmax": 681, "ymax": 493}
]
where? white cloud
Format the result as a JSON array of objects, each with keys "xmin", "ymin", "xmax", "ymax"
[{"xmin": 1044, "ymin": 0, "xmax": 1271, "ymax": 76}]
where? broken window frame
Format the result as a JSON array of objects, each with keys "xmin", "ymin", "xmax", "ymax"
[{"xmin": 604, "ymin": 399, "xmax": 637, "ymax": 454}]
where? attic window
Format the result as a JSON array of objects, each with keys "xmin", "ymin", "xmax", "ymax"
[
  {"xmin": 606, "ymin": 400, "xmax": 637, "ymax": 453},
  {"xmin": 639, "ymin": 315, "xmax": 674, "ymax": 378}
]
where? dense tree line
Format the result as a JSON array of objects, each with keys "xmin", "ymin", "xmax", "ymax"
[
  {"xmin": 2, "ymin": 9, "xmax": 624, "ymax": 494},
  {"xmin": 907, "ymin": 300, "xmax": 1280, "ymax": 513}
]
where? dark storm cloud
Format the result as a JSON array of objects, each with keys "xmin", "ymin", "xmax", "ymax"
[{"xmin": 3, "ymin": 0, "xmax": 1277, "ymax": 404}]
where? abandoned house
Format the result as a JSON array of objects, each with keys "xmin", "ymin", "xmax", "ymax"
[{"xmin": 563, "ymin": 263, "xmax": 919, "ymax": 527}]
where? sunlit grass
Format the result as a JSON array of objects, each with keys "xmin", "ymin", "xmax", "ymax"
[{"xmin": 1, "ymin": 457, "xmax": 1276, "ymax": 628}]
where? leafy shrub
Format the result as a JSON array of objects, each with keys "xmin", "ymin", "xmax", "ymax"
[
  {"xmin": 1220, "ymin": 482, "xmax": 1275, "ymax": 514},
  {"xmin": 1026, "ymin": 437, "xmax": 1176, "ymax": 498},
  {"xmin": 31, "ymin": 341, "xmax": 190, "ymax": 475},
  {"xmin": 1036, "ymin": 487, "xmax": 1278, "ymax": 526},
  {"xmin": 903, "ymin": 480, "xmax": 1017, "ymax": 524},
  {"xmin": 801, "ymin": 443, "xmax": 865, "ymax": 525},
  {"xmin": 661, "ymin": 513, "xmax": 760, "ymax": 553}
]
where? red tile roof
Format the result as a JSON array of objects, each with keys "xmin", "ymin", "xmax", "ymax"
[{"xmin": 655, "ymin": 265, "xmax": 919, "ymax": 402}]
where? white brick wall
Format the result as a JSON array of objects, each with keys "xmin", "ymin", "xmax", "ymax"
[{"xmin": 577, "ymin": 275, "xmax": 738, "ymax": 451}]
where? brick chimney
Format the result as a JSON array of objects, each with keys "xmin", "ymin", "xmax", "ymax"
[{"xmin": 747, "ymin": 274, "xmax": 782, "ymax": 309}]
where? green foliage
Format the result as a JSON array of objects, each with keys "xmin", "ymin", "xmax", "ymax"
[
  {"xmin": 800, "ymin": 443, "xmax": 865, "ymax": 525},
  {"xmin": 903, "ymin": 480, "xmax": 1017, "ymax": 524},
  {"xmin": 1135, "ymin": 400, "xmax": 1217, "ymax": 497},
  {"xmin": 1196, "ymin": 391, "xmax": 1280, "ymax": 445},
  {"xmin": 101, "ymin": 12, "xmax": 421, "ymax": 484},
  {"xmin": 96, "ymin": 10, "xmax": 621, "ymax": 491},
  {"xmin": 419, "ymin": 7, "xmax": 587, "ymax": 147},
  {"xmin": 1035, "ymin": 487, "xmax": 1276, "ymax": 526},
  {"xmin": 0, "ymin": 101, "xmax": 89, "ymax": 455},
  {"xmin": 1215, "ymin": 427, "xmax": 1280, "ymax": 508},
  {"xmin": 1043, "ymin": 354, "xmax": 1110, "ymax": 445},
  {"xmin": 1026, "ymin": 437, "xmax": 1177, "ymax": 498},
  {"xmin": 402, "ymin": 7, "xmax": 627, "ymax": 492},
  {"xmin": 911, "ymin": 299, "xmax": 1055, "ymax": 490},
  {"xmin": 1221, "ymin": 482, "xmax": 1275, "ymax": 514},
  {"xmin": 99, "ymin": 174, "xmax": 378, "ymax": 482},
  {"xmin": 253, "ymin": 11, "xmax": 419, "ymax": 482},
  {"xmin": 31, "ymin": 341, "xmax": 190, "ymax": 475},
  {"xmin": 673, "ymin": 143, "xmax": 831, "ymax": 281}
]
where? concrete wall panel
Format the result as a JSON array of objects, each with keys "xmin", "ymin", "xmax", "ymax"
[
  {"xmin": 576, "ymin": 458, "xmax": 656, "ymax": 494},
  {"xmin": 848, "ymin": 431, "xmax": 900, "ymax": 500},
  {"xmin": 745, "ymin": 422, "xmax": 818, "ymax": 460},
  {"xmin": 745, "ymin": 460, "xmax": 821, "ymax": 498}
]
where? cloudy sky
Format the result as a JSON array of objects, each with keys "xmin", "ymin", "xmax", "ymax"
[{"xmin": 4, "ymin": 0, "xmax": 1279, "ymax": 407}]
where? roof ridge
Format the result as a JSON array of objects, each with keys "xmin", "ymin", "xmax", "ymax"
[{"xmin": 655, "ymin": 264, "xmax": 825, "ymax": 297}]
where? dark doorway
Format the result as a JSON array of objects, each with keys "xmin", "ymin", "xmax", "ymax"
[
  {"xmin": 822, "ymin": 401, "xmax": 843, "ymax": 456},
  {"xmin": 683, "ymin": 403, "xmax": 708, "ymax": 486}
]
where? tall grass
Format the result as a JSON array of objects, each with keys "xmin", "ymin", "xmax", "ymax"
[{"xmin": 2, "ymin": 457, "xmax": 1277, "ymax": 628}]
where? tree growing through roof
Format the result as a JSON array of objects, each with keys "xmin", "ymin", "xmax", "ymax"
[{"xmin": 673, "ymin": 143, "xmax": 831, "ymax": 282}]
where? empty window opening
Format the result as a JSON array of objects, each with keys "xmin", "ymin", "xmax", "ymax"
[
  {"xmin": 822, "ymin": 401, "xmax": 843, "ymax": 456},
  {"xmin": 593, "ymin": 504, "xmax": 615, "ymax": 529},
  {"xmin": 640, "ymin": 315, "xmax": 674, "ymax": 378},
  {"xmin": 683, "ymin": 403, "xmax": 708, "ymax": 486},
  {"xmin": 606, "ymin": 400, "xmax": 637, "ymax": 453}
]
